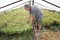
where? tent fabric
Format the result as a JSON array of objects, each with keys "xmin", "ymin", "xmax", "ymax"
[{"xmin": 0, "ymin": 0, "xmax": 60, "ymax": 12}]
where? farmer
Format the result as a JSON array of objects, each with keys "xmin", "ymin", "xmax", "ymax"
[{"xmin": 24, "ymin": 4, "xmax": 43, "ymax": 40}]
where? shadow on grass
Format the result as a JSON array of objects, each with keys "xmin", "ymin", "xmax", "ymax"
[{"xmin": 0, "ymin": 29, "xmax": 36, "ymax": 40}]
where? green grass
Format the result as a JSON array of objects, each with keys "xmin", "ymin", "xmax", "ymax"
[
  {"xmin": 0, "ymin": 8, "xmax": 32, "ymax": 34},
  {"xmin": 42, "ymin": 10, "xmax": 60, "ymax": 26},
  {"xmin": 0, "ymin": 8, "xmax": 60, "ymax": 34}
]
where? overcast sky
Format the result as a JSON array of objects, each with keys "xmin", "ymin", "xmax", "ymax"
[{"xmin": 0, "ymin": 0, "xmax": 60, "ymax": 12}]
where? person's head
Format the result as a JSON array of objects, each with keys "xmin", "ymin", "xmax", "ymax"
[{"xmin": 24, "ymin": 4, "xmax": 31, "ymax": 11}]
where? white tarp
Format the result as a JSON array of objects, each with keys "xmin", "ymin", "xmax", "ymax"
[
  {"xmin": 0, "ymin": 0, "xmax": 29, "ymax": 12},
  {"xmin": 35, "ymin": 0, "xmax": 60, "ymax": 12},
  {"xmin": 0, "ymin": 0, "xmax": 60, "ymax": 12}
]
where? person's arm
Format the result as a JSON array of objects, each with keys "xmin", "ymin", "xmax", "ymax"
[
  {"xmin": 31, "ymin": 15, "xmax": 35, "ymax": 24},
  {"xmin": 28, "ymin": 14, "xmax": 35, "ymax": 23},
  {"xmin": 28, "ymin": 14, "xmax": 31, "ymax": 23}
]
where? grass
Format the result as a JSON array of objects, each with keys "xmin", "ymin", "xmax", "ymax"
[
  {"xmin": 0, "ymin": 8, "xmax": 60, "ymax": 40},
  {"xmin": 0, "ymin": 8, "xmax": 60, "ymax": 34}
]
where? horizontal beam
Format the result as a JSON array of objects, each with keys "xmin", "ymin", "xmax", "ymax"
[
  {"xmin": 0, "ymin": 0, "xmax": 22, "ymax": 9},
  {"xmin": 42, "ymin": 0, "xmax": 60, "ymax": 8}
]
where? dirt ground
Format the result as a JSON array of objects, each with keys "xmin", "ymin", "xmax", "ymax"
[
  {"xmin": 0, "ymin": 30, "xmax": 60, "ymax": 40},
  {"xmin": 41, "ymin": 30, "xmax": 60, "ymax": 40}
]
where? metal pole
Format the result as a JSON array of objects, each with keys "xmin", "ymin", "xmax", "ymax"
[
  {"xmin": 0, "ymin": 0, "xmax": 22, "ymax": 9},
  {"xmin": 32, "ymin": 0, "xmax": 34, "ymax": 5},
  {"xmin": 42, "ymin": 0, "xmax": 60, "ymax": 8},
  {"xmin": 29, "ymin": 0, "xmax": 31, "ymax": 5}
]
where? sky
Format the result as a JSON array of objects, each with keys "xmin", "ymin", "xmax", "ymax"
[{"xmin": 0, "ymin": 0, "xmax": 60, "ymax": 12}]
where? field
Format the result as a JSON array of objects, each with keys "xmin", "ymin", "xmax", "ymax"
[{"xmin": 0, "ymin": 8, "xmax": 60, "ymax": 40}]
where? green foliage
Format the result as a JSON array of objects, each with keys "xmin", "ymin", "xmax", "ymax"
[
  {"xmin": 42, "ymin": 10, "xmax": 60, "ymax": 24},
  {"xmin": 42, "ymin": 10, "xmax": 60, "ymax": 30},
  {"xmin": 0, "ymin": 8, "xmax": 32, "ymax": 34},
  {"xmin": 0, "ymin": 8, "xmax": 60, "ymax": 34}
]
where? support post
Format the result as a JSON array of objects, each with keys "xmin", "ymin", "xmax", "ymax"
[
  {"xmin": 29, "ymin": 0, "xmax": 31, "ymax": 5},
  {"xmin": 32, "ymin": 0, "xmax": 34, "ymax": 5}
]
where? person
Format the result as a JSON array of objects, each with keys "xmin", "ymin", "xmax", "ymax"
[{"xmin": 24, "ymin": 4, "xmax": 43, "ymax": 40}]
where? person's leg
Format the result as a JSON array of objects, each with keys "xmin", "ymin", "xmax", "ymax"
[
  {"xmin": 32, "ymin": 22, "xmax": 37, "ymax": 40},
  {"xmin": 34, "ymin": 18, "xmax": 43, "ymax": 40},
  {"xmin": 32, "ymin": 19, "xmax": 42, "ymax": 40},
  {"xmin": 38, "ymin": 23, "xmax": 42, "ymax": 32},
  {"xmin": 38, "ymin": 17, "xmax": 42, "ymax": 31},
  {"xmin": 34, "ymin": 23, "xmax": 40, "ymax": 40},
  {"xmin": 32, "ymin": 21, "xmax": 39, "ymax": 40}
]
